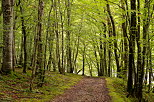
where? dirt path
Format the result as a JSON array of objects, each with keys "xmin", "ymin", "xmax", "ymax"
[{"xmin": 51, "ymin": 77, "xmax": 111, "ymax": 102}]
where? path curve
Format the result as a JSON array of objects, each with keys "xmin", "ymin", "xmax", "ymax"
[{"xmin": 51, "ymin": 77, "xmax": 111, "ymax": 102}]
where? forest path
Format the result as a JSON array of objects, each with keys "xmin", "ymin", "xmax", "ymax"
[{"xmin": 51, "ymin": 77, "xmax": 111, "ymax": 102}]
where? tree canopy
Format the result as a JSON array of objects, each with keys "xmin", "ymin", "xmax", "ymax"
[{"xmin": 0, "ymin": 0, "xmax": 154, "ymax": 101}]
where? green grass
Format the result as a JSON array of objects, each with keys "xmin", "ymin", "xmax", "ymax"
[
  {"xmin": 106, "ymin": 77, "xmax": 136, "ymax": 102},
  {"xmin": 106, "ymin": 77, "xmax": 154, "ymax": 102},
  {"xmin": 1, "ymin": 70, "xmax": 153, "ymax": 102},
  {"xmin": 143, "ymin": 91, "xmax": 154, "ymax": 102},
  {"xmin": 0, "ymin": 69, "xmax": 83, "ymax": 102}
]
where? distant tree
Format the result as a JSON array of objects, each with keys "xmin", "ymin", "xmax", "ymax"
[
  {"xmin": 66, "ymin": 0, "xmax": 73, "ymax": 73},
  {"xmin": 19, "ymin": 0, "xmax": 27, "ymax": 73}
]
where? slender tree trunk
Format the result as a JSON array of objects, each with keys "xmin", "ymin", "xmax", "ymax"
[
  {"xmin": 61, "ymin": 12, "xmax": 64, "ymax": 74},
  {"xmin": 66, "ymin": 0, "xmax": 73, "ymax": 73},
  {"xmin": 87, "ymin": 59, "xmax": 92, "ymax": 77},
  {"xmin": 102, "ymin": 22, "xmax": 107, "ymax": 76},
  {"xmin": 99, "ymin": 32, "xmax": 104, "ymax": 76},
  {"xmin": 45, "ymin": 1, "xmax": 54, "ymax": 71},
  {"xmin": 82, "ymin": 43, "xmax": 86, "ymax": 76},
  {"xmin": 54, "ymin": 0, "xmax": 62, "ymax": 74},
  {"xmin": 45, "ymin": 4, "xmax": 52, "ymax": 71},
  {"xmin": 148, "ymin": 46, "xmax": 152, "ymax": 92},
  {"xmin": 19, "ymin": 0, "xmax": 27, "ymax": 73},
  {"xmin": 106, "ymin": 0, "xmax": 120, "ymax": 77},
  {"xmin": 127, "ymin": 0, "xmax": 136, "ymax": 95},
  {"xmin": 46, "ymin": 0, "xmax": 56, "ymax": 72},
  {"xmin": 73, "ymin": 36, "xmax": 80, "ymax": 73},
  {"xmin": 59, "ymin": 0, "xmax": 65, "ymax": 74},
  {"xmin": 137, "ymin": 0, "xmax": 151, "ymax": 100},
  {"xmin": 93, "ymin": 45, "xmax": 100, "ymax": 76},
  {"xmin": 19, "ymin": 36, "xmax": 23, "ymax": 66},
  {"xmin": 121, "ymin": 0, "xmax": 128, "ymax": 78},
  {"xmin": 148, "ymin": 21, "xmax": 153, "ymax": 92},
  {"xmin": 107, "ymin": 17, "xmax": 112, "ymax": 77},
  {"xmin": 135, "ymin": 0, "xmax": 144, "ymax": 100},
  {"xmin": 12, "ymin": 13, "xmax": 16, "ymax": 72},
  {"xmin": 37, "ymin": 0, "xmax": 44, "ymax": 87}
]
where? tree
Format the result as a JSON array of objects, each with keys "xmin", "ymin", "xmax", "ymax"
[
  {"xmin": 1, "ymin": 0, "xmax": 14, "ymax": 74},
  {"xmin": 82, "ymin": 42, "xmax": 86, "ymax": 76},
  {"xmin": 127, "ymin": 0, "xmax": 136, "ymax": 95},
  {"xmin": 66, "ymin": 0, "xmax": 73, "ymax": 73},
  {"xmin": 0, "ymin": 0, "xmax": 154, "ymax": 101},
  {"xmin": 19, "ymin": 0, "xmax": 27, "ymax": 73},
  {"xmin": 121, "ymin": 0, "xmax": 128, "ymax": 78},
  {"xmin": 105, "ymin": 0, "xmax": 121, "ymax": 78},
  {"xmin": 36, "ymin": 0, "xmax": 44, "ymax": 87}
]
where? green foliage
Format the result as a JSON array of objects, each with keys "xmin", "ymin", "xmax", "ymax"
[
  {"xmin": 143, "ymin": 92, "xmax": 154, "ymax": 102},
  {"xmin": 0, "ymin": 0, "xmax": 154, "ymax": 101}
]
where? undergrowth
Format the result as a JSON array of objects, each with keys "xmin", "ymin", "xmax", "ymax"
[
  {"xmin": 106, "ymin": 77, "xmax": 154, "ymax": 102},
  {"xmin": 0, "ymin": 69, "xmax": 83, "ymax": 102},
  {"xmin": 106, "ymin": 77, "xmax": 136, "ymax": 102}
]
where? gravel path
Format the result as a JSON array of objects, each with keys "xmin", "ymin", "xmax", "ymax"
[{"xmin": 51, "ymin": 77, "xmax": 111, "ymax": 102}]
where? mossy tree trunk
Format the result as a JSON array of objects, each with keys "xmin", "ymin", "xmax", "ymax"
[{"xmin": 36, "ymin": 0, "xmax": 44, "ymax": 87}]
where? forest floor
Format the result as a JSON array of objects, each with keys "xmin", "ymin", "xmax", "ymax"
[
  {"xmin": 0, "ymin": 69, "xmax": 83, "ymax": 102},
  {"xmin": 51, "ymin": 77, "xmax": 111, "ymax": 102},
  {"xmin": 0, "ymin": 69, "xmax": 154, "ymax": 102}
]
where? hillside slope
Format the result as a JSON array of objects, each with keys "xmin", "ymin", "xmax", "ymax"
[{"xmin": 0, "ymin": 69, "xmax": 82, "ymax": 102}]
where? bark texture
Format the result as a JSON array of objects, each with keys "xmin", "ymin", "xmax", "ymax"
[{"xmin": 2, "ymin": 0, "xmax": 14, "ymax": 74}]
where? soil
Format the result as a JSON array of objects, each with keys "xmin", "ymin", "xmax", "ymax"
[{"xmin": 51, "ymin": 77, "xmax": 111, "ymax": 102}]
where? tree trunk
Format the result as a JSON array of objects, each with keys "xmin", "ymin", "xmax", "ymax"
[
  {"xmin": 59, "ymin": 0, "xmax": 65, "ymax": 74},
  {"xmin": 2, "ymin": 0, "xmax": 14, "ymax": 74},
  {"xmin": 127, "ymin": 0, "xmax": 136, "ymax": 95},
  {"xmin": 54, "ymin": 0, "xmax": 62, "ymax": 74},
  {"xmin": 93, "ymin": 45, "xmax": 100, "ymax": 76},
  {"xmin": 103, "ymin": 23, "xmax": 107, "ymax": 76},
  {"xmin": 19, "ymin": 0, "xmax": 27, "ymax": 73},
  {"xmin": 135, "ymin": 0, "xmax": 142, "ymax": 99},
  {"xmin": 107, "ymin": 17, "xmax": 112, "ymax": 77},
  {"xmin": 66, "ymin": 0, "xmax": 73, "ymax": 73},
  {"xmin": 82, "ymin": 44, "xmax": 86, "ymax": 76},
  {"xmin": 99, "ymin": 32, "xmax": 104, "ymax": 76},
  {"xmin": 137, "ymin": 0, "xmax": 151, "ymax": 100},
  {"xmin": 45, "ymin": 0, "xmax": 54, "ymax": 72},
  {"xmin": 106, "ymin": 0, "xmax": 120, "ymax": 77},
  {"xmin": 148, "ymin": 45, "xmax": 152, "ymax": 92},
  {"xmin": 121, "ymin": 0, "xmax": 128, "ymax": 78},
  {"xmin": 73, "ymin": 36, "xmax": 80, "ymax": 73},
  {"xmin": 36, "ymin": 0, "xmax": 44, "ymax": 87}
]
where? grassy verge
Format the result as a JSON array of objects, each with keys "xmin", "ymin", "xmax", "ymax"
[
  {"xmin": 0, "ymin": 69, "xmax": 83, "ymax": 102},
  {"xmin": 143, "ymin": 90, "xmax": 154, "ymax": 102},
  {"xmin": 106, "ymin": 77, "xmax": 154, "ymax": 102},
  {"xmin": 106, "ymin": 77, "xmax": 136, "ymax": 102}
]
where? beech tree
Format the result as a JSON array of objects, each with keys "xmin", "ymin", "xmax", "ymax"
[
  {"xmin": 1, "ymin": 0, "xmax": 14, "ymax": 74},
  {"xmin": 0, "ymin": 0, "xmax": 154, "ymax": 101}
]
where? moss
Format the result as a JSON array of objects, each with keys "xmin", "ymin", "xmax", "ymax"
[
  {"xmin": 106, "ymin": 77, "xmax": 135, "ymax": 102},
  {"xmin": 0, "ymin": 69, "xmax": 83, "ymax": 102},
  {"xmin": 143, "ymin": 92, "xmax": 154, "ymax": 102},
  {"xmin": 106, "ymin": 77, "xmax": 154, "ymax": 102}
]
